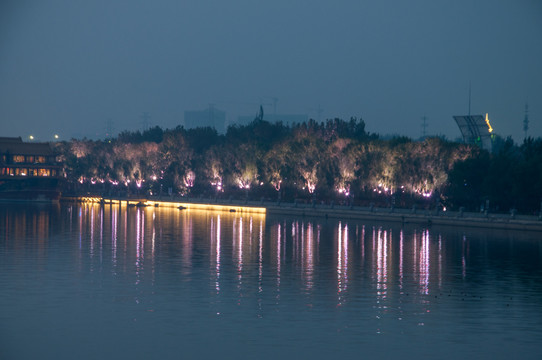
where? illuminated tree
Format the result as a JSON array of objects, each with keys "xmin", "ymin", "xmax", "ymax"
[
  {"xmin": 288, "ymin": 130, "xmax": 325, "ymax": 195},
  {"xmin": 262, "ymin": 142, "xmax": 291, "ymax": 192}
]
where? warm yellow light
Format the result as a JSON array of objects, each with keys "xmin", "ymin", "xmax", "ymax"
[
  {"xmin": 485, "ymin": 113, "xmax": 493, "ymax": 133},
  {"xmin": 105, "ymin": 198, "xmax": 266, "ymax": 214},
  {"xmin": 29, "ymin": 135, "xmax": 34, "ymax": 140},
  {"xmin": 54, "ymin": 134, "xmax": 59, "ymax": 139}
]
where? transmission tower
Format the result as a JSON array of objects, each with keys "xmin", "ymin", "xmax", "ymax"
[
  {"xmin": 105, "ymin": 118, "xmax": 115, "ymax": 139},
  {"xmin": 523, "ymin": 103, "xmax": 529, "ymax": 139},
  {"xmin": 310, "ymin": 104, "xmax": 324, "ymax": 121},
  {"xmin": 140, "ymin": 112, "xmax": 151, "ymax": 132},
  {"xmin": 421, "ymin": 115, "xmax": 428, "ymax": 139}
]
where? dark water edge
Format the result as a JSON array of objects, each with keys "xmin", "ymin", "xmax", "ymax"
[{"xmin": 1, "ymin": 202, "xmax": 541, "ymax": 360}]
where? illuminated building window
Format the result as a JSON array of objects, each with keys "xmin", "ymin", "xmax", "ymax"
[
  {"xmin": 26, "ymin": 156, "xmax": 35, "ymax": 163},
  {"xmin": 38, "ymin": 168, "xmax": 50, "ymax": 176},
  {"xmin": 36, "ymin": 156, "xmax": 46, "ymax": 163},
  {"xmin": 13, "ymin": 155, "xmax": 25, "ymax": 163}
]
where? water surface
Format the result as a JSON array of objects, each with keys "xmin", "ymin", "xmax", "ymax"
[{"xmin": 1, "ymin": 203, "xmax": 541, "ymax": 359}]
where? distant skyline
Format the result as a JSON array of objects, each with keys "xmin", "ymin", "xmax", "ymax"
[{"xmin": 1, "ymin": 0, "xmax": 541, "ymax": 142}]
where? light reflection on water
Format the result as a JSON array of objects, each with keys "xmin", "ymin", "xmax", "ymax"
[{"xmin": 1, "ymin": 203, "xmax": 542, "ymax": 359}]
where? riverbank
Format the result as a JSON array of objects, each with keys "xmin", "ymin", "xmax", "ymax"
[{"xmin": 61, "ymin": 195, "xmax": 542, "ymax": 232}]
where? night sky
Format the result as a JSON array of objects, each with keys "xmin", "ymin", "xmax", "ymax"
[{"xmin": 1, "ymin": 0, "xmax": 541, "ymax": 142}]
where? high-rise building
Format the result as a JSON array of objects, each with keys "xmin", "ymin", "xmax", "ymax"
[{"xmin": 184, "ymin": 106, "xmax": 226, "ymax": 133}]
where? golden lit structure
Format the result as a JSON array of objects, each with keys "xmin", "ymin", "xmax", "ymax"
[{"xmin": 81, "ymin": 196, "xmax": 266, "ymax": 215}]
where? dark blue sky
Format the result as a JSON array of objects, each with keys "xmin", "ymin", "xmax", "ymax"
[{"xmin": 1, "ymin": 0, "xmax": 541, "ymax": 141}]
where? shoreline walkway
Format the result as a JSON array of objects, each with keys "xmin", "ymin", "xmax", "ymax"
[{"xmin": 62, "ymin": 194, "xmax": 542, "ymax": 232}]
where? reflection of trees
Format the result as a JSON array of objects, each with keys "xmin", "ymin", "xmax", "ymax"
[{"xmin": 56, "ymin": 120, "xmax": 542, "ymax": 213}]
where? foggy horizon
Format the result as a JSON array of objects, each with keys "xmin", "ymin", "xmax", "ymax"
[{"xmin": 1, "ymin": 0, "xmax": 541, "ymax": 142}]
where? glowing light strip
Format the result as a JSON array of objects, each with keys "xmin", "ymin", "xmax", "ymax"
[{"xmin": 77, "ymin": 197, "xmax": 266, "ymax": 214}]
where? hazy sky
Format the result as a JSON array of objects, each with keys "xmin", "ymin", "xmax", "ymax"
[{"xmin": 1, "ymin": 0, "xmax": 541, "ymax": 142}]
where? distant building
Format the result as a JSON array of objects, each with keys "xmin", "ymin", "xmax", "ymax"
[
  {"xmin": 236, "ymin": 113, "xmax": 308, "ymax": 127},
  {"xmin": 453, "ymin": 114, "xmax": 495, "ymax": 151},
  {"xmin": 184, "ymin": 106, "xmax": 226, "ymax": 133},
  {"xmin": 0, "ymin": 137, "xmax": 62, "ymax": 201}
]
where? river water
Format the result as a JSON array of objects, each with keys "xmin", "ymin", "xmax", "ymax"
[{"xmin": 1, "ymin": 203, "xmax": 541, "ymax": 359}]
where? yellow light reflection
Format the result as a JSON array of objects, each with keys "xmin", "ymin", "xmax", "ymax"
[
  {"xmin": 276, "ymin": 222, "xmax": 282, "ymax": 301},
  {"xmin": 419, "ymin": 230, "xmax": 430, "ymax": 295},
  {"xmin": 90, "ymin": 204, "xmax": 95, "ymax": 259},
  {"xmin": 304, "ymin": 222, "xmax": 315, "ymax": 291},
  {"xmin": 399, "ymin": 230, "xmax": 404, "ymax": 291},
  {"xmin": 258, "ymin": 219, "xmax": 264, "ymax": 314},
  {"xmin": 234, "ymin": 217, "xmax": 243, "ymax": 304},
  {"xmin": 111, "ymin": 205, "xmax": 118, "ymax": 270},
  {"xmin": 210, "ymin": 215, "xmax": 221, "ymax": 294},
  {"xmin": 181, "ymin": 213, "xmax": 193, "ymax": 277},
  {"xmin": 337, "ymin": 222, "xmax": 349, "ymax": 305},
  {"xmin": 135, "ymin": 208, "xmax": 143, "ymax": 285},
  {"xmin": 376, "ymin": 228, "xmax": 388, "ymax": 303},
  {"xmin": 258, "ymin": 219, "xmax": 264, "ymax": 294},
  {"xmin": 100, "ymin": 206, "xmax": 104, "ymax": 256}
]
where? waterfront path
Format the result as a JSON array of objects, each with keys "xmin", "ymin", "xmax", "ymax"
[{"xmin": 62, "ymin": 195, "xmax": 542, "ymax": 232}]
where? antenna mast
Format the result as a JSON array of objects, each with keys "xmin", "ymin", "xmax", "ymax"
[{"xmin": 468, "ymin": 82, "xmax": 472, "ymax": 116}]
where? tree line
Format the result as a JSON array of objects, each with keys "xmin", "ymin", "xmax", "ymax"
[{"xmin": 54, "ymin": 118, "xmax": 542, "ymax": 214}]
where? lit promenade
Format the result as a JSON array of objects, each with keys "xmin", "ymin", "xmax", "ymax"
[{"xmin": 63, "ymin": 194, "xmax": 542, "ymax": 232}]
